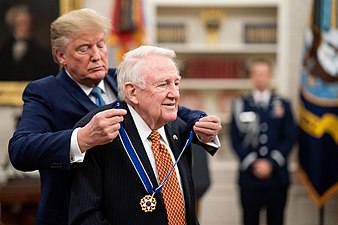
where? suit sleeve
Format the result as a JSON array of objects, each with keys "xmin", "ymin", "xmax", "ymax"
[
  {"xmin": 69, "ymin": 149, "xmax": 111, "ymax": 225},
  {"xmin": 177, "ymin": 105, "xmax": 204, "ymax": 129},
  {"xmin": 178, "ymin": 105, "xmax": 219, "ymax": 156},
  {"xmin": 8, "ymin": 81, "xmax": 73, "ymax": 171}
]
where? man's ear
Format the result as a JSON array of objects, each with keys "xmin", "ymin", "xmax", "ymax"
[
  {"xmin": 54, "ymin": 49, "xmax": 66, "ymax": 66},
  {"xmin": 124, "ymin": 82, "xmax": 138, "ymax": 104}
]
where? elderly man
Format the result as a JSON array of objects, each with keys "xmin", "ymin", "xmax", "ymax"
[
  {"xmin": 68, "ymin": 45, "xmax": 221, "ymax": 225},
  {"xmin": 8, "ymin": 9, "xmax": 221, "ymax": 225}
]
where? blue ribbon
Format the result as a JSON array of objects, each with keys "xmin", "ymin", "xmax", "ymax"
[{"xmin": 114, "ymin": 99, "xmax": 205, "ymax": 195}]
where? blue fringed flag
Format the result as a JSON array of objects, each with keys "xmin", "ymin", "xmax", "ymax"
[{"xmin": 298, "ymin": 0, "xmax": 338, "ymax": 207}]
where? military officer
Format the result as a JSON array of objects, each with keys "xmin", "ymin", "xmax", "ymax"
[{"xmin": 229, "ymin": 58, "xmax": 297, "ymax": 225}]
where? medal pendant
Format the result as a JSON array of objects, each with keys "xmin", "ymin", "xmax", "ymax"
[{"xmin": 140, "ymin": 194, "xmax": 157, "ymax": 212}]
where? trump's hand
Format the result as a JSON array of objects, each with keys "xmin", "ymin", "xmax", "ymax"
[
  {"xmin": 77, "ymin": 108, "xmax": 127, "ymax": 152},
  {"xmin": 193, "ymin": 115, "xmax": 222, "ymax": 143}
]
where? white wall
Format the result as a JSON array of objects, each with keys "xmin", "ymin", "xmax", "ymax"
[
  {"xmin": 82, "ymin": 0, "xmax": 113, "ymax": 19},
  {"xmin": 286, "ymin": 0, "xmax": 312, "ymax": 111}
]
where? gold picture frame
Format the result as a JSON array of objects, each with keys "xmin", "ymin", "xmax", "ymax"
[{"xmin": 0, "ymin": 0, "xmax": 82, "ymax": 106}]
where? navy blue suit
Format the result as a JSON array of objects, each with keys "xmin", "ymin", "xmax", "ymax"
[
  {"xmin": 69, "ymin": 102, "xmax": 200, "ymax": 225},
  {"xmin": 230, "ymin": 93, "xmax": 297, "ymax": 225},
  {"xmin": 8, "ymin": 68, "xmax": 203, "ymax": 225}
]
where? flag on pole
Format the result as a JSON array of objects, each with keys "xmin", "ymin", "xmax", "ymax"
[
  {"xmin": 109, "ymin": 0, "xmax": 145, "ymax": 63},
  {"xmin": 298, "ymin": 0, "xmax": 338, "ymax": 207}
]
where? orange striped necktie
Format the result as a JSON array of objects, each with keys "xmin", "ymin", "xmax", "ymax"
[{"xmin": 148, "ymin": 131, "xmax": 186, "ymax": 225}]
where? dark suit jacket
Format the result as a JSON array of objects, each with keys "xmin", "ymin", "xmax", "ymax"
[
  {"xmin": 8, "ymin": 68, "xmax": 204, "ymax": 225},
  {"xmin": 69, "ymin": 102, "xmax": 199, "ymax": 225},
  {"xmin": 8, "ymin": 68, "xmax": 118, "ymax": 224},
  {"xmin": 230, "ymin": 93, "xmax": 297, "ymax": 189}
]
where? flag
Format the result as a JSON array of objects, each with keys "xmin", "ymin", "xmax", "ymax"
[
  {"xmin": 298, "ymin": 0, "xmax": 338, "ymax": 207},
  {"xmin": 109, "ymin": 0, "xmax": 145, "ymax": 63}
]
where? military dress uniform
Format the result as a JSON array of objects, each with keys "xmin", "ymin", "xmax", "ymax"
[{"xmin": 230, "ymin": 92, "xmax": 297, "ymax": 225}]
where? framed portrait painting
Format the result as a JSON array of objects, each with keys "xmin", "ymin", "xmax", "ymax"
[{"xmin": 0, "ymin": 0, "xmax": 82, "ymax": 105}]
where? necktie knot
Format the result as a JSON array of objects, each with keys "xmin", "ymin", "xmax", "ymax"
[
  {"xmin": 91, "ymin": 86, "xmax": 106, "ymax": 106},
  {"xmin": 91, "ymin": 86, "xmax": 103, "ymax": 97},
  {"xmin": 148, "ymin": 131, "xmax": 160, "ymax": 143}
]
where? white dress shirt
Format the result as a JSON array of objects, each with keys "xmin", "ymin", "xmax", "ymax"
[
  {"xmin": 253, "ymin": 89, "xmax": 271, "ymax": 108},
  {"xmin": 67, "ymin": 71, "xmax": 115, "ymax": 163}
]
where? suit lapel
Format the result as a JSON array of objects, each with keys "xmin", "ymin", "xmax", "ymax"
[
  {"xmin": 56, "ymin": 68, "xmax": 119, "ymax": 112},
  {"xmin": 121, "ymin": 103, "xmax": 160, "ymax": 194},
  {"xmin": 56, "ymin": 69, "xmax": 96, "ymax": 112},
  {"xmin": 106, "ymin": 68, "xmax": 118, "ymax": 97}
]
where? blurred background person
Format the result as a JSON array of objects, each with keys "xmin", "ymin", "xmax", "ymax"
[
  {"xmin": 0, "ymin": 4, "xmax": 58, "ymax": 81},
  {"xmin": 229, "ymin": 58, "xmax": 297, "ymax": 225}
]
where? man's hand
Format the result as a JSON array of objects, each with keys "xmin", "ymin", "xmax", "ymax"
[
  {"xmin": 252, "ymin": 159, "xmax": 273, "ymax": 179},
  {"xmin": 77, "ymin": 108, "xmax": 127, "ymax": 152},
  {"xmin": 193, "ymin": 115, "xmax": 222, "ymax": 143}
]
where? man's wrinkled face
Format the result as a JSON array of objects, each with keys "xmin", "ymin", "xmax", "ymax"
[
  {"xmin": 56, "ymin": 31, "xmax": 108, "ymax": 87},
  {"xmin": 134, "ymin": 55, "xmax": 181, "ymax": 129}
]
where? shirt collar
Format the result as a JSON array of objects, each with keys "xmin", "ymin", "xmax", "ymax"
[
  {"xmin": 65, "ymin": 69, "xmax": 106, "ymax": 96},
  {"xmin": 127, "ymin": 104, "xmax": 168, "ymax": 145},
  {"xmin": 253, "ymin": 89, "xmax": 271, "ymax": 104}
]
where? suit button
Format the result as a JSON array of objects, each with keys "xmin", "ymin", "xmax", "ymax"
[
  {"xmin": 259, "ymin": 134, "xmax": 268, "ymax": 144},
  {"xmin": 260, "ymin": 122, "xmax": 268, "ymax": 132},
  {"xmin": 259, "ymin": 146, "xmax": 268, "ymax": 156}
]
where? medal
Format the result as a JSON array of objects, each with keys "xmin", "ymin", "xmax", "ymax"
[
  {"xmin": 140, "ymin": 194, "xmax": 157, "ymax": 212},
  {"xmin": 272, "ymin": 99, "xmax": 285, "ymax": 118}
]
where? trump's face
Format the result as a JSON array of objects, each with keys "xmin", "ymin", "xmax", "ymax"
[
  {"xmin": 55, "ymin": 31, "xmax": 108, "ymax": 87},
  {"xmin": 132, "ymin": 55, "xmax": 181, "ymax": 130}
]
